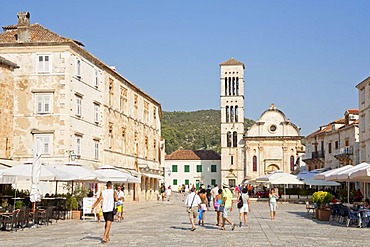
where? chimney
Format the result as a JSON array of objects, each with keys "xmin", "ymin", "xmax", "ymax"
[{"xmin": 17, "ymin": 12, "xmax": 31, "ymax": 43}]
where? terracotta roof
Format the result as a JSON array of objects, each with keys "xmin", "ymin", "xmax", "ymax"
[
  {"xmin": 220, "ymin": 57, "xmax": 245, "ymax": 68},
  {"xmin": 0, "ymin": 55, "xmax": 18, "ymax": 68},
  {"xmin": 165, "ymin": 150, "xmax": 221, "ymax": 160},
  {"xmin": 0, "ymin": 23, "xmax": 84, "ymax": 46},
  {"xmin": 346, "ymin": 109, "xmax": 359, "ymax": 115}
]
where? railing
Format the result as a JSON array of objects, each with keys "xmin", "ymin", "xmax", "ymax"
[
  {"xmin": 333, "ymin": 146, "xmax": 353, "ymax": 156},
  {"xmin": 312, "ymin": 151, "xmax": 325, "ymax": 159}
]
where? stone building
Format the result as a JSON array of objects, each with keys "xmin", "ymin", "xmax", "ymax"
[
  {"xmin": 245, "ymin": 104, "xmax": 304, "ymax": 178},
  {"xmin": 220, "ymin": 58, "xmax": 246, "ymax": 187},
  {"xmin": 303, "ymin": 110, "xmax": 359, "ymax": 171},
  {"xmin": 0, "ymin": 56, "xmax": 18, "ymax": 159},
  {"xmin": 164, "ymin": 150, "xmax": 221, "ymax": 191},
  {"xmin": 356, "ymin": 77, "xmax": 370, "ymax": 163},
  {"xmin": 0, "ymin": 12, "xmax": 164, "ymax": 201},
  {"xmin": 220, "ymin": 58, "xmax": 304, "ymax": 185}
]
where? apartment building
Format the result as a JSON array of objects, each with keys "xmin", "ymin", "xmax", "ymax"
[
  {"xmin": 303, "ymin": 110, "xmax": 359, "ymax": 171},
  {"xmin": 0, "ymin": 12, "xmax": 164, "ymax": 201}
]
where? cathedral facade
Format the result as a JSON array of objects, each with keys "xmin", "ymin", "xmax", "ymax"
[{"xmin": 220, "ymin": 58, "xmax": 304, "ymax": 185}]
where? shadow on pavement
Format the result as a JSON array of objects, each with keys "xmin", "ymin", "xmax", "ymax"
[{"xmin": 80, "ymin": 235, "xmax": 103, "ymax": 241}]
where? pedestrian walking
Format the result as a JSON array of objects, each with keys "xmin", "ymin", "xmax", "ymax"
[
  {"xmin": 211, "ymin": 184, "xmax": 219, "ymax": 210},
  {"xmin": 198, "ymin": 188, "xmax": 209, "ymax": 226},
  {"xmin": 238, "ymin": 187, "xmax": 251, "ymax": 227},
  {"xmin": 160, "ymin": 183, "xmax": 166, "ymax": 201},
  {"xmin": 220, "ymin": 183, "xmax": 236, "ymax": 231},
  {"xmin": 166, "ymin": 185, "xmax": 172, "ymax": 201},
  {"xmin": 214, "ymin": 188, "xmax": 223, "ymax": 226},
  {"xmin": 206, "ymin": 185, "xmax": 212, "ymax": 207},
  {"xmin": 115, "ymin": 186, "xmax": 125, "ymax": 222},
  {"xmin": 185, "ymin": 187, "xmax": 202, "ymax": 231},
  {"xmin": 92, "ymin": 181, "xmax": 118, "ymax": 243},
  {"xmin": 269, "ymin": 188, "xmax": 279, "ymax": 220}
]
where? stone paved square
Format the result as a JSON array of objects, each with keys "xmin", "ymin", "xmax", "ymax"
[{"xmin": 1, "ymin": 194, "xmax": 369, "ymax": 246}]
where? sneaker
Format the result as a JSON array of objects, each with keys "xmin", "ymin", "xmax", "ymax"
[
  {"xmin": 239, "ymin": 222, "xmax": 242, "ymax": 227},
  {"xmin": 232, "ymin": 223, "xmax": 236, "ymax": 231},
  {"xmin": 191, "ymin": 228, "xmax": 196, "ymax": 231}
]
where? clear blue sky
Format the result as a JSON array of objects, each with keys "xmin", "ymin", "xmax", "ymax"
[{"xmin": 1, "ymin": 1, "xmax": 369, "ymax": 135}]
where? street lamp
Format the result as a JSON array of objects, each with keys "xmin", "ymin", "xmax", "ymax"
[
  {"xmin": 166, "ymin": 168, "xmax": 171, "ymax": 177},
  {"xmin": 66, "ymin": 150, "xmax": 77, "ymax": 161}
]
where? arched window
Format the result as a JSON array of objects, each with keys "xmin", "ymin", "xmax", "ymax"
[
  {"xmin": 290, "ymin": 156, "xmax": 295, "ymax": 171},
  {"xmin": 230, "ymin": 106, "xmax": 234, "ymax": 122},
  {"xmin": 232, "ymin": 77, "xmax": 235, "ymax": 95},
  {"xmin": 233, "ymin": 131, "xmax": 237, "ymax": 147},
  {"xmin": 227, "ymin": 132, "xmax": 232, "ymax": 147},
  {"xmin": 228, "ymin": 77, "xmax": 232, "ymax": 95},
  {"xmin": 224, "ymin": 78, "xmax": 228, "ymax": 96},
  {"xmin": 225, "ymin": 106, "xmax": 229, "ymax": 123},
  {"xmin": 236, "ymin": 77, "xmax": 239, "ymax": 95},
  {"xmin": 253, "ymin": 156, "xmax": 257, "ymax": 172},
  {"xmin": 235, "ymin": 106, "xmax": 238, "ymax": 122}
]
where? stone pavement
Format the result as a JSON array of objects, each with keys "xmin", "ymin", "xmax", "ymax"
[{"xmin": 1, "ymin": 194, "xmax": 369, "ymax": 247}]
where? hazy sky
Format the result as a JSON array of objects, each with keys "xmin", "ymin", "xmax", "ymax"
[{"xmin": 2, "ymin": 1, "xmax": 369, "ymax": 135}]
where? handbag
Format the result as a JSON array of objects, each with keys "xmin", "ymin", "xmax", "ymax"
[{"xmin": 237, "ymin": 194, "xmax": 243, "ymax": 209}]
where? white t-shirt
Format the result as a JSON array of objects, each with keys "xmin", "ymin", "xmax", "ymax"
[
  {"xmin": 166, "ymin": 188, "xmax": 172, "ymax": 196},
  {"xmin": 117, "ymin": 190, "xmax": 125, "ymax": 204},
  {"xmin": 102, "ymin": 188, "xmax": 115, "ymax": 213},
  {"xmin": 185, "ymin": 192, "xmax": 201, "ymax": 208}
]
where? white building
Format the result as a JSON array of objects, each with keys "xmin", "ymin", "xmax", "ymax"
[{"xmin": 164, "ymin": 150, "xmax": 221, "ymax": 191}]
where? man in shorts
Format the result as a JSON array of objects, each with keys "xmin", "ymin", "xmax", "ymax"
[
  {"xmin": 116, "ymin": 186, "xmax": 125, "ymax": 221},
  {"xmin": 92, "ymin": 181, "xmax": 118, "ymax": 243},
  {"xmin": 220, "ymin": 183, "xmax": 236, "ymax": 231}
]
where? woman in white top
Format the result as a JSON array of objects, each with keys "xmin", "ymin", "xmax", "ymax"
[{"xmin": 238, "ymin": 187, "xmax": 251, "ymax": 227}]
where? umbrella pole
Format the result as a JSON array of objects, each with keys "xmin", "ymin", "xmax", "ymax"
[
  {"xmin": 347, "ymin": 181, "xmax": 350, "ymax": 204},
  {"xmin": 55, "ymin": 181, "xmax": 58, "ymax": 195},
  {"xmin": 14, "ymin": 180, "xmax": 17, "ymax": 211}
]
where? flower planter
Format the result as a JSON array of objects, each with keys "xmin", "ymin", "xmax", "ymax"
[
  {"xmin": 316, "ymin": 208, "xmax": 331, "ymax": 221},
  {"xmin": 71, "ymin": 210, "xmax": 81, "ymax": 220}
]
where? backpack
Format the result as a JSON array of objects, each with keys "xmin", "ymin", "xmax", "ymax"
[{"xmin": 237, "ymin": 194, "xmax": 243, "ymax": 209}]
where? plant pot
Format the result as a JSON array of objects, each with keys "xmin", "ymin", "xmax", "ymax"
[
  {"xmin": 71, "ymin": 210, "xmax": 81, "ymax": 220},
  {"xmin": 317, "ymin": 208, "xmax": 331, "ymax": 221}
]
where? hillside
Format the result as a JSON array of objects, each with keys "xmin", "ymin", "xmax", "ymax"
[{"xmin": 161, "ymin": 110, "xmax": 255, "ymax": 155}]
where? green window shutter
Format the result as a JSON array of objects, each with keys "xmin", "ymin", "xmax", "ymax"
[
  {"xmin": 184, "ymin": 165, "xmax": 190, "ymax": 172},
  {"xmin": 172, "ymin": 165, "xmax": 178, "ymax": 172},
  {"xmin": 211, "ymin": 164, "xmax": 217, "ymax": 172},
  {"xmin": 173, "ymin": 179, "xmax": 178, "ymax": 185},
  {"xmin": 185, "ymin": 179, "xmax": 189, "ymax": 185},
  {"xmin": 196, "ymin": 165, "xmax": 202, "ymax": 172}
]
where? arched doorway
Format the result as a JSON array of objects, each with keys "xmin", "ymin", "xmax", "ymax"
[{"xmin": 266, "ymin": 164, "xmax": 279, "ymax": 174}]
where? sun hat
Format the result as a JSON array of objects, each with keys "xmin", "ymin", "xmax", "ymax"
[{"xmin": 222, "ymin": 183, "xmax": 229, "ymax": 188}]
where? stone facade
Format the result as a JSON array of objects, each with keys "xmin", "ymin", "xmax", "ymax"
[
  {"xmin": 220, "ymin": 58, "xmax": 246, "ymax": 186},
  {"xmin": 219, "ymin": 58, "xmax": 304, "ymax": 184},
  {"xmin": 303, "ymin": 110, "xmax": 359, "ymax": 171},
  {"xmin": 0, "ymin": 12, "xmax": 164, "ymax": 201},
  {"xmin": 0, "ymin": 56, "xmax": 18, "ymax": 159},
  {"xmin": 356, "ymin": 77, "xmax": 370, "ymax": 163},
  {"xmin": 245, "ymin": 104, "xmax": 304, "ymax": 178}
]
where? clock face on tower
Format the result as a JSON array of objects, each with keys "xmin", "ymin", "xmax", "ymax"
[{"xmin": 269, "ymin": 125, "xmax": 277, "ymax": 133}]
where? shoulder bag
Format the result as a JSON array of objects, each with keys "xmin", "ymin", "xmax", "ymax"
[
  {"xmin": 237, "ymin": 193, "xmax": 243, "ymax": 209},
  {"xmin": 186, "ymin": 194, "xmax": 196, "ymax": 213}
]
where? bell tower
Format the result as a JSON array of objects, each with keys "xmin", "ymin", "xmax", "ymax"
[{"xmin": 220, "ymin": 58, "xmax": 245, "ymax": 186}]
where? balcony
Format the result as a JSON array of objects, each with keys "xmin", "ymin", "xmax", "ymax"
[
  {"xmin": 334, "ymin": 146, "xmax": 353, "ymax": 164},
  {"xmin": 312, "ymin": 151, "xmax": 325, "ymax": 159},
  {"xmin": 334, "ymin": 146, "xmax": 353, "ymax": 156}
]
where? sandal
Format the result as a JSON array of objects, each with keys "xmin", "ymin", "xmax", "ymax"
[{"xmin": 101, "ymin": 239, "xmax": 108, "ymax": 244}]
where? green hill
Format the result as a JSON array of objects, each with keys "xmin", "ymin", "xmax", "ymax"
[{"xmin": 161, "ymin": 110, "xmax": 255, "ymax": 155}]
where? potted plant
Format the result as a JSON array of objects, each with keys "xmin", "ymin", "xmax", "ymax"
[
  {"xmin": 66, "ymin": 196, "xmax": 80, "ymax": 219},
  {"xmin": 312, "ymin": 191, "xmax": 333, "ymax": 221}
]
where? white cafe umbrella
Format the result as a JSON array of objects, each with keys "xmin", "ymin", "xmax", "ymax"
[
  {"xmin": 297, "ymin": 171, "xmax": 340, "ymax": 187},
  {"xmin": 313, "ymin": 165, "xmax": 353, "ymax": 180},
  {"xmin": 326, "ymin": 162, "xmax": 370, "ymax": 203},
  {"xmin": 30, "ymin": 139, "xmax": 43, "ymax": 203},
  {"xmin": 256, "ymin": 171, "xmax": 304, "ymax": 201},
  {"xmin": 95, "ymin": 165, "xmax": 140, "ymax": 183},
  {"xmin": 53, "ymin": 162, "xmax": 101, "ymax": 181}
]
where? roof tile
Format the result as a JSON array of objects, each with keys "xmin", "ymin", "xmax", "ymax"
[{"xmin": 165, "ymin": 150, "xmax": 221, "ymax": 160}]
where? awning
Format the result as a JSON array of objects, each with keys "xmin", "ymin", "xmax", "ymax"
[{"xmin": 141, "ymin": 173, "xmax": 163, "ymax": 179}]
